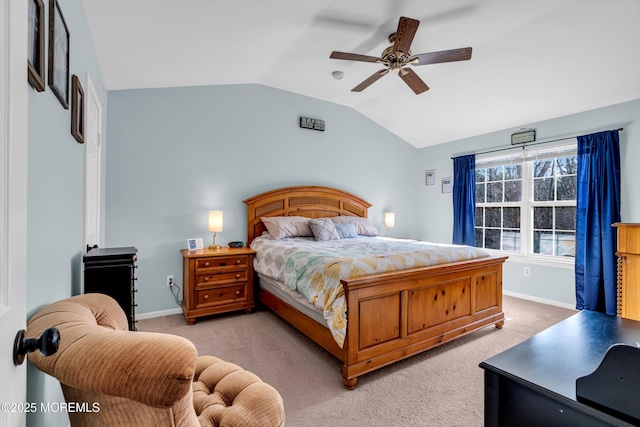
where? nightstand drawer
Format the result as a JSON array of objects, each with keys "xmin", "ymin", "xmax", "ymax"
[
  {"xmin": 196, "ymin": 285, "xmax": 245, "ymax": 308},
  {"xmin": 195, "ymin": 255, "xmax": 247, "ymax": 271},
  {"xmin": 195, "ymin": 270, "xmax": 247, "ymax": 286}
]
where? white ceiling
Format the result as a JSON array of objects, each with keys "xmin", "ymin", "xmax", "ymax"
[{"xmin": 81, "ymin": 0, "xmax": 640, "ymax": 148}]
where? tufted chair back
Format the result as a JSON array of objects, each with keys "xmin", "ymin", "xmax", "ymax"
[{"xmin": 27, "ymin": 293, "xmax": 285, "ymax": 426}]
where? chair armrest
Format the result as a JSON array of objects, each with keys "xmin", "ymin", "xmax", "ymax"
[{"xmin": 29, "ymin": 327, "xmax": 197, "ymax": 408}]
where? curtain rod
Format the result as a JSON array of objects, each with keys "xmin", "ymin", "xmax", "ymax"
[{"xmin": 451, "ymin": 127, "xmax": 624, "ymax": 159}]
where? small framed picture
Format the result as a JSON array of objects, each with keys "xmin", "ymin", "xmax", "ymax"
[
  {"xmin": 48, "ymin": 0, "xmax": 70, "ymax": 109},
  {"xmin": 425, "ymin": 169, "xmax": 436, "ymax": 186},
  {"xmin": 441, "ymin": 177, "xmax": 453, "ymax": 194},
  {"xmin": 187, "ymin": 238, "xmax": 204, "ymax": 251},
  {"xmin": 28, "ymin": 0, "xmax": 45, "ymax": 92},
  {"xmin": 71, "ymin": 75, "xmax": 84, "ymax": 143}
]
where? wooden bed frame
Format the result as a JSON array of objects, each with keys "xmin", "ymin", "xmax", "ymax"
[{"xmin": 244, "ymin": 185, "xmax": 507, "ymax": 389}]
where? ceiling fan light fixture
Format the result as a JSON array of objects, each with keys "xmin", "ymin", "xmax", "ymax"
[
  {"xmin": 332, "ymin": 71, "xmax": 344, "ymax": 80},
  {"xmin": 329, "ymin": 16, "xmax": 472, "ymax": 95}
]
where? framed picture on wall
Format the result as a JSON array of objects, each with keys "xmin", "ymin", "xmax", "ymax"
[
  {"xmin": 425, "ymin": 169, "xmax": 436, "ymax": 186},
  {"xmin": 48, "ymin": 0, "xmax": 70, "ymax": 109},
  {"xmin": 28, "ymin": 0, "xmax": 45, "ymax": 92},
  {"xmin": 441, "ymin": 177, "xmax": 453, "ymax": 194},
  {"xmin": 71, "ymin": 75, "xmax": 85, "ymax": 143}
]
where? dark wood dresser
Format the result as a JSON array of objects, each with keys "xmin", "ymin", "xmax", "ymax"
[
  {"xmin": 480, "ymin": 310, "xmax": 640, "ymax": 427},
  {"xmin": 83, "ymin": 246, "xmax": 138, "ymax": 330}
]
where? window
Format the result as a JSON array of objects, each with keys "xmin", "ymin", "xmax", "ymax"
[{"xmin": 474, "ymin": 145, "xmax": 577, "ymax": 260}]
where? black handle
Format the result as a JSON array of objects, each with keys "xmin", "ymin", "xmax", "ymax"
[{"xmin": 13, "ymin": 327, "xmax": 60, "ymax": 366}]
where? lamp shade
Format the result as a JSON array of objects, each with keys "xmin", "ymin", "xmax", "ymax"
[
  {"xmin": 384, "ymin": 212, "xmax": 395, "ymax": 228},
  {"xmin": 208, "ymin": 211, "xmax": 223, "ymax": 232}
]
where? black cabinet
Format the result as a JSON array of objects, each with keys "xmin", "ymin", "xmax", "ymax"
[
  {"xmin": 83, "ymin": 247, "xmax": 138, "ymax": 330},
  {"xmin": 480, "ymin": 310, "xmax": 640, "ymax": 427}
]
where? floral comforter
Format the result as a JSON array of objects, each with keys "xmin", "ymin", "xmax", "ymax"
[{"xmin": 251, "ymin": 235, "xmax": 490, "ymax": 348}]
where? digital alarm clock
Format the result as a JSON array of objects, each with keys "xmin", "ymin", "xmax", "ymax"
[{"xmin": 228, "ymin": 241, "xmax": 244, "ymax": 248}]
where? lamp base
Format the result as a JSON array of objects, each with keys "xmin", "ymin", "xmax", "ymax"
[{"xmin": 209, "ymin": 231, "xmax": 221, "ymax": 250}]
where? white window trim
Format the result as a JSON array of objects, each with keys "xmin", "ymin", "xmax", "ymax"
[
  {"xmin": 484, "ymin": 249, "xmax": 575, "ymax": 269},
  {"xmin": 475, "ymin": 141, "xmax": 577, "ymax": 266}
]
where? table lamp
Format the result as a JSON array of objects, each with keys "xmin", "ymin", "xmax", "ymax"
[
  {"xmin": 208, "ymin": 210, "xmax": 223, "ymax": 250},
  {"xmin": 384, "ymin": 212, "xmax": 395, "ymax": 237}
]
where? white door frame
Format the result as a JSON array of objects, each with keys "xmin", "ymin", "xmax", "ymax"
[
  {"xmin": 83, "ymin": 72, "xmax": 102, "ymax": 257},
  {"xmin": 1, "ymin": 0, "xmax": 29, "ymax": 425}
]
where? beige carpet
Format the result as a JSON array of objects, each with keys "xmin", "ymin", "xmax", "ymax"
[{"xmin": 138, "ymin": 296, "xmax": 576, "ymax": 427}]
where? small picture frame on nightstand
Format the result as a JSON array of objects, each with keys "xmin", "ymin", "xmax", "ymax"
[{"xmin": 187, "ymin": 238, "xmax": 204, "ymax": 250}]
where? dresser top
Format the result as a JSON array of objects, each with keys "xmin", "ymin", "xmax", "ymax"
[
  {"xmin": 84, "ymin": 246, "xmax": 138, "ymax": 260},
  {"xmin": 180, "ymin": 247, "xmax": 256, "ymax": 258},
  {"xmin": 480, "ymin": 310, "xmax": 640, "ymax": 400}
]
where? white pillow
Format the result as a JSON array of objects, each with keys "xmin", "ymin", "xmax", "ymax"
[
  {"xmin": 261, "ymin": 216, "xmax": 313, "ymax": 239},
  {"xmin": 309, "ymin": 218, "xmax": 340, "ymax": 241},
  {"xmin": 330, "ymin": 216, "xmax": 379, "ymax": 236}
]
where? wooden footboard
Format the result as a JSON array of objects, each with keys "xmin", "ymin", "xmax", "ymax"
[
  {"xmin": 259, "ymin": 255, "xmax": 506, "ymax": 389},
  {"xmin": 339, "ymin": 255, "xmax": 506, "ymax": 389}
]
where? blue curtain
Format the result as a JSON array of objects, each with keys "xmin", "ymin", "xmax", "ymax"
[
  {"xmin": 452, "ymin": 155, "xmax": 476, "ymax": 246},
  {"xmin": 575, "ymin": 130, "xmax": 621, "ymax": 314}
]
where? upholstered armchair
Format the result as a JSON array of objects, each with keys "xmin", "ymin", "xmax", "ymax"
[{"xmin": 26, "ymin": 293, "xmax": 285, "ymax": 426}]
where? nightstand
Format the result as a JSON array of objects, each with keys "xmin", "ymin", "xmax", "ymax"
[{"xmin": 180, "ymin": 247, "xmax": 256, "ymax": 324}]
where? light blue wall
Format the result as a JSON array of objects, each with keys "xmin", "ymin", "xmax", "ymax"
[
  {"xmin": 26, "ymin": 0, "xmax": 105, "ymax": 425},
  {"xmin": 106, "ymin": 84, "xmax": 640, "ymax": 314},
  {"xmin": 105, "ymin": 84, "xmax": 418, "ymax": 314},
  {"xmin": 415, "ymin": 98, "xmax": 640, "ymax": 307}
]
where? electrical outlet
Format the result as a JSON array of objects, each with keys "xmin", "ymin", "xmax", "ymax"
[
  {"xmin": 524, "ymin": 267, "xmax": 531, "ymax": 277},
  {"xmin": 166, "ymin": 275, "xmax": 174, "ymax": 287}
]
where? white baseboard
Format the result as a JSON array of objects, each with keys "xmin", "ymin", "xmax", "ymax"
[
  {"xmin": 137, "ymin": 293, "xmax": 574, "ymax": 319},
  {"xmin": 136, "ymin": 307, "xmax": 182, "ymax": 320},
  {"xmin": 138, "ymin": 294, "xmax": 574, "ymax": 318},
  {"xmin": 503, "ymin": 290, "xmax": 577, "ymax": 310}
]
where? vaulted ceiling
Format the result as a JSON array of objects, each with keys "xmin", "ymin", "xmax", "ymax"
[{"xmin": 81, "ymin": 0, "xmax": 640, "ymax": 148}]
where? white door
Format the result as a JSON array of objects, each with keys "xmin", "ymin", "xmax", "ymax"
[
  {"xmin": 0, "ymin": 0, "xmax": 29, "ymax": 425},
  {"xmin": 83, "ymin": 74, "xmax": 102, "ymax": 255}
]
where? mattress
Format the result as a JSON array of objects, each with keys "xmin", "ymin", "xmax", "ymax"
[{"xmin": 258, "ymin": 274, "xmax": 326, "ymax": 326}]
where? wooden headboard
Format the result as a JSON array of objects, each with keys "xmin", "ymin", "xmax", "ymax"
[{"xmin": 243, "ymin": 186, "xmax": 371, "ymax": 245}]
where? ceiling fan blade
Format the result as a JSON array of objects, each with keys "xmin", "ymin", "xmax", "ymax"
[
  {"xmin": 394, "ymin": 17, "xmax": 420, "ymax": 56},
  {"xmin": 352, "ymin": 69, "xmax": 389, "ymax": 92},
  {"xmin": 330, "ymin": 51, "xmax": 381, "ymax": 63},
  {"xmin": 410, "ymin": 47, "xmax": 472, "ymax": 66},
  {"xmin": 399, "ymin": 68, "xmax": 429, "ymax": 94}
]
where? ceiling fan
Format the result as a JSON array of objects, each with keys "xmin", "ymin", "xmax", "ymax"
[{"xmin": 330, "ymin": 16, "xmax": 472, "ymax": 94}]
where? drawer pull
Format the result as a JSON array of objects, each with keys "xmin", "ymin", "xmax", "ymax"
[
  {"xmin": 235, "ymin": 273, "xmax": 241, "ymax": 279},
  {"xmin": 235, "ymin": 259, "xmax": 241, "ymax": 264},
  {"xmin": 204, "ymin": 262, "xmax": 210, "ymax": 267},
  {"xmin": 204, "ymin": 277, "xmax": 209, "ymax": 282},
  {"xmin": 235, "ymin": 290, "xmax": 240, "ymax": 295},
  {"xmin": 203, "ymin": 294, "xmax": 209, "ymax": 300}
]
